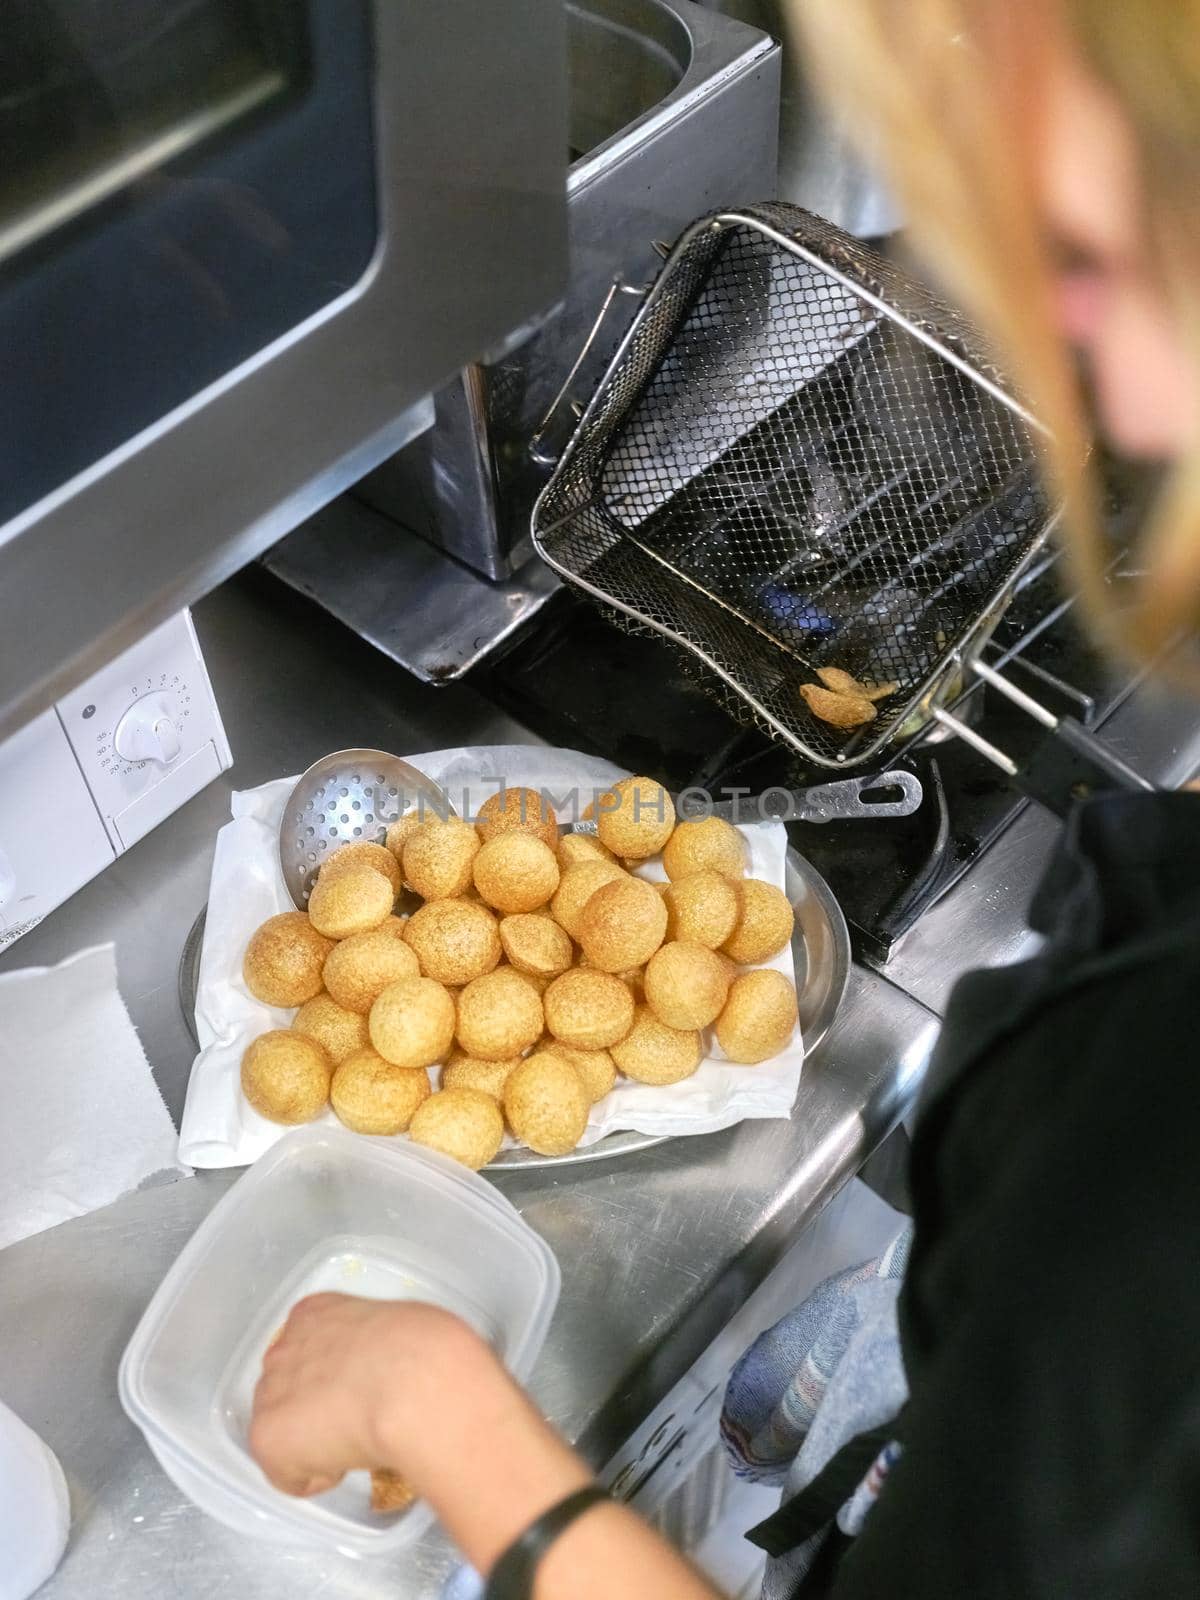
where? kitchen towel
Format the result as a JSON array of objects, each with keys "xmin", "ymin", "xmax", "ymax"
[
  {"xmin": 180, "ymin": 745, "xmax": 804, "ymax": 1168},
  {"xmin": 0, "ymin": 944, "xmax": 183, "ymax": 1249}
]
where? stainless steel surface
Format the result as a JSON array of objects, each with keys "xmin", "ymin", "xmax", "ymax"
[
  {"xmin": 262, "ymin": 496, "xmax": 562, "ymax": 686},
  {"xmin": 179, "ymin": 911, "xmax": 206, "ymax": 1049},
  {"xmin": 351, "ymin": 0, "xmax": 780, "ymax": 583},
  {"xmin": 569, "ymin": 0, "xmax": 694, "ymax": 156},
  {"xmin": 0, "ymin": 969, "xmax": 934, "ymax": 1600},
  {"xmin": 930, "ymin": 705, "xmax": 1021, "ymax": 775},
  {"xmin": 784, "ymin": 845, "xmax": 851, "ymax": 1056},
  {"xmin": 699, "ymin": 1, "xmax": 901, "ymax": 238},
  {"xmin": 883, "ymin": 667, "xmax": 1200, "ymax": 1015},
  {"xmin": 532, "ymin": 202, "xmax": 1054, "ymax": 769},
  {"xmin": 530, "ymin": 277, "xmax": 651, "ymax": 467},
  {"xmin": 491, "ymin": 1128, "xmax": 669, "ymax": 1170},
  {"xmin": 972, "ymin": 656, "xmax": 1059, "ymax": 728},
  {"xmin": 279, "ymin": 749, "xmax": 455, "ymax": 909},
  {"xmin": 952, "ymin": 655, "xmax": 1156, "ymax": 804},
  {"xmin": 0, "ymin": 0, "xmax": 568, "ymax": 740},
  {"xmin": 0, "ymin": 567, "xmax": 938, "ymax": 1598}
]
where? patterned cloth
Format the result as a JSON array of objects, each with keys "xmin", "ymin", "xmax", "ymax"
[{"xmin": 721, "ymin": 1229, "xmax": 912, "ymax": 1596}]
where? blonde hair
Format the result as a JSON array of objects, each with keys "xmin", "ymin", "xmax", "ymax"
[{"xmin": 790, "ymin": 0, "xmax": 1200, "ymax": 668}]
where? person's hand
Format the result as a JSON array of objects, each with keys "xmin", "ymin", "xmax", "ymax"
[
  {"xmin": 248, "ymin": 1293, "xmax": 501, "ymax": 1498},
  {"xmin": 249, "ymin": 1293, "xmax": 720, "ymax": 1599}
]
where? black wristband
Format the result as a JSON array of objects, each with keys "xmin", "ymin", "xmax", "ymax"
[{"xmin": 485, "ymin": 1485, "xmax": 611, "ymax": 1600}]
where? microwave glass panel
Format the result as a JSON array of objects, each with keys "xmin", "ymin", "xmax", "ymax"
[
  {"xmin": 2, "ymin": 1, "xmax": 309, "ymax": 261},
  {"xmin": 0, "ymin": 0, "xmax": 376, "ymax": 526}
]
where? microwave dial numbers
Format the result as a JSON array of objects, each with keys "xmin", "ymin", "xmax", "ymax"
[{"xmin": 108, "ymin": 674, "xmax": 191, "ymax": 771}]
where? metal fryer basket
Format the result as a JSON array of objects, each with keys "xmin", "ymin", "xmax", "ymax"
[{"xmin": 531, "ymin": 204, "xmax": 1055, "ymax": 769}]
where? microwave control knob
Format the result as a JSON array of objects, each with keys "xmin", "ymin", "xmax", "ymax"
[{"xmin": 114, "ymin": 692, "xmax": 182, "ymax": 766}]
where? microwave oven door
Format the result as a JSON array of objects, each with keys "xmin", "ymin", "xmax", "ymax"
[{"xmin": 0, "ymin": 0, "xmax": 567, "ymax": 739}]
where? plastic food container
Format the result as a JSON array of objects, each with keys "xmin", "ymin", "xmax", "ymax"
[{"xmin": 119, "ymin": 1127, "xmax": 560, "ymax": 1557}]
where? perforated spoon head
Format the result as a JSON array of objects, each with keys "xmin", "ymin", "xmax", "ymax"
[{"xmin": 278, "ymin": 748, "xmax": 455, "ymax": 909}]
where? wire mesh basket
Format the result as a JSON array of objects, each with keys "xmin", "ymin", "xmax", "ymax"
[{"xmin": 531, "ymin": 203, "xmax": 1055, "ymax": 769}]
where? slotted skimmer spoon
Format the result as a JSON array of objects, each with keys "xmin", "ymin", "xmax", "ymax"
[
  {"xmin": 279, "ymin": 749, "xmax": 456, "ymax": 909},
  {"xmin": 278, "ymin": 748, "xmax": 922, "ymax": 909}
]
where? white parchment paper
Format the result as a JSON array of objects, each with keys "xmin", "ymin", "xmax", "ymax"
[{"xmin": 178, "ymin": 746, "xmax": 802, "ymax": 1168}]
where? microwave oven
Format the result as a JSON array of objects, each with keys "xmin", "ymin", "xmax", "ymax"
[
  {"xmin": 0, "ymin": 609, "xmax": 231, "ymax": 949},
  {"xmin": 0, "ymin": 0, "xmax": 567, "ymax": 741}
]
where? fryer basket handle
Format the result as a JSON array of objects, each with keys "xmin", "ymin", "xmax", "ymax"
[{"xmin": 528, "ymin": 274, "xmax": 654, "ymax": 467}]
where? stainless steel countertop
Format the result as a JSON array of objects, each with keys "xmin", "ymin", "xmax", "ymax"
[
  {"xmin": 0, "ymin": 573, "xmax": 939, "ymax": 1597},
  {"xmin": 882, "ymin": 670, "xmax": 1200, "ymax": 1015},
  {"xmin": 0, "ymin": 971, "xmax": 933, "ymax": 1599}
]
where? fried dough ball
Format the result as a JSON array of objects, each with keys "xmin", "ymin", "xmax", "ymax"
[
  {"xmin": 293, "ymin": 992, "xmax": 371, "ymax": 1064},
  {"xmin": 318, "ymin": 840, "xmax": 402, "ymax": 898},
  {"xmin": 644, "ymin": 941, "xmax": 731, "ymax": 1030},
  {"xmin": 662, "ymin": 816, "xmax": 748, "ymax": 882},
  {"xmin": 548, "ymin": 1045, "xmax": 617, "ymax": 1104},
  {"xmin": 409, "ymin": 1088, "xmax": 504, "ymax": 1170},
  {"xmin": 661, "ymin": 870, "xmax": 741, "ymax": 950},
  {"xmin": 499, "ymin": 914, "xmax": 574, "ymax": 979},
  {"xmin": 402, "ymin": 898, "xmax": 501, "ymax": 985},
  {"xmin": 369, "ymin": 976, "xmax": 456, "ymax": 1070},
  {"xmin": 723, "ymin": 879, "xmax": 795, "ymax": 965},
  {"xmin": 578, "ymin": 875, "xmax": 668, "ymax": 972},
  {"xmin": 330, "ymin": 1047, "xmax": 431, "ymax": 1134},
  {"xmin": 715, "ymin": 968, "xmax": 799, "ymax": 1063},
  {"xmin": 241, "ymin": 1030, "xmax": 332, "ymax": 1124},
  {"xmin": 557, "ymin": 832, "xmax": 617, "ymax": 870},
  {"xmin": 610, "ymin": 1004, "xmax": 702, "ymax": 1086},
  {"xmin": 442, "ymin": 1051, "xmax": 522, "ymax": 1100},
  {"xmin": 307, "ymin": 865, "xmax": 394, "ymax": 939},
  {"xmin": 322, "ymin": 928, "xmax": 420, "ymax": 1013},
  {"xmin": 455, "ymin": 967, "xmax": 544, "ymax": 1059},
  {"xmin": 503, "ymin": 1051, "xmax": 589, "ymax": 1157},
  {"xmin": 384, "ymin": 813, "xmax": 423, "ymax": 868},
  {"xmin": 401, "ymin": 817, "xmax": 481, "ymax": 901},
  {"xmin": 595, "ymin": 775, "xmax": 676, "ymax": 859},
  {"xmin": 242, "ymin": 912, "xmax": 333, "ymax": 1008},
  {"xmin": 577, "ymin": 954, "xmax": 645, "ymax": 997},
  {"xmin": 476, "ymin": 787, "xmax": 559, "ymax": 851},
  {"xmin": 378, "ymin": 914, "xmax": 410, "ymax": 940},
  {"xmin": 543, "ymin": 968, "xmax": 635, "ymax": 1050},
  {"xmin": 472, "ymin": 834, "xmax": 560, "ymax": 915},
  {"xmin": 550, "ymin": 859, "xmax": 627, "ymax": 938},
  {"xmin": 370, "ymin": 1469, "xmax": 417, "ymax": 1514},
  {"xmin": 608, "ymin": 964, "xmax": 646, "ymax": 998}
]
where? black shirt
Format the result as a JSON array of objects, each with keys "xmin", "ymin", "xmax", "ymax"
[{"xmin": 835, "ymin": 792, "xmax": 1200, "ymax": 1599}]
